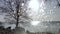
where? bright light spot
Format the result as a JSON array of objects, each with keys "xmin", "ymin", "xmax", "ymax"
[
  {"xmin": 22, "ymin": 3, "xmax": 24, "ymax": 6},
  {"xmin": 29, "ymin": 0, "xmax": 39, "ymax": 11},
  {"xmin": 27, "ymin": 0, "xmax": 46, "ymax": 21},
  {"xmin": 31, "ymin": 21, "xmax": 40, "ymax": 26}
]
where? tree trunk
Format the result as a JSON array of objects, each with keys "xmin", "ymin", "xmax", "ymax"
[{"xmin": 16, "ymin": 4, "xmax": 19, "ymax": 28}]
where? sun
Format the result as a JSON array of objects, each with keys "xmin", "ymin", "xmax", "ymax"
[{"xmin": 28, "ymin": 0, "xmax": 39, "ymax": 11}]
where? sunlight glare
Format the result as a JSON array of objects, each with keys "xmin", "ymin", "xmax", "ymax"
[
  {"xmin": 31, "ymin": 21, "xmax": 40, "ymax": 26},
  {"xmin": 29, "ymin": 0, "xmax": 39, "ymax": 11}
]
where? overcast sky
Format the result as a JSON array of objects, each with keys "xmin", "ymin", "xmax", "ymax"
[
  {"xmin": 27, "ymin": 0, "xmax": 60, "ymax": 21},
  {"xmin": 0, "ymin": 0, "xmax": 60, "ymax": 22}
]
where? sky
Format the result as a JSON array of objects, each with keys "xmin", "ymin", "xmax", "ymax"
[
  {"xmin": 27, "ymin": 0, "xmax": 60, "ymax": 21},
  {"xmin": 0, "ymin": 0, "xmax": 60, "ymax": 21}
]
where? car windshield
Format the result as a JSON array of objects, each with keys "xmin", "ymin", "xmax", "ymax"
[{"xmin": 0, "ymin": 0, "xmax": 60, "ymax": 34}]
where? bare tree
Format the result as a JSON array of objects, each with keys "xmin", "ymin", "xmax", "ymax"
[{"xmin": 0, "ymin": 0, "xmax": 30, "ymax": 28}]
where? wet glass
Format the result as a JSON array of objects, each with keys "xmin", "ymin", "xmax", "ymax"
[
  {"xmin": 0, "ymin": 0, "xmax": 60, "ymax": 34},
  {"xmin": 26, "ymin": 0, "xmax": 60, "ymax": 34}
]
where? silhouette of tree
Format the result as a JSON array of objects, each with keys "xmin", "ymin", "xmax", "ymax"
[{"xmin": 0, "ymin": 0, "xmax": 31, "ymax": 28}]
